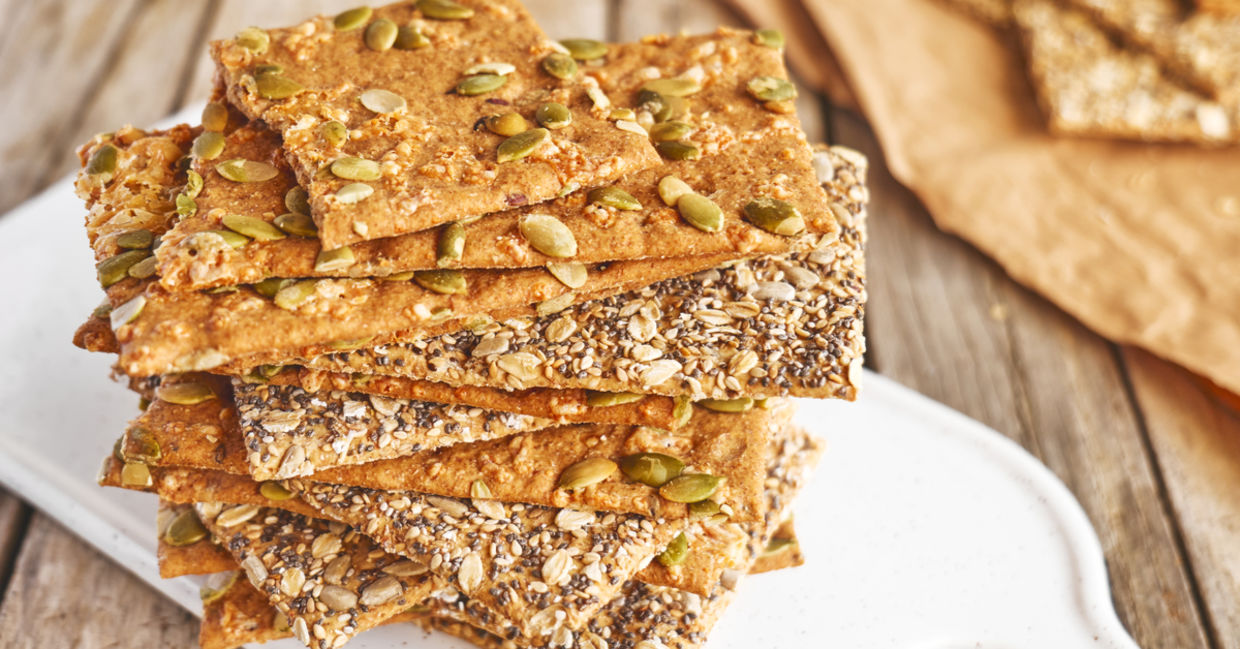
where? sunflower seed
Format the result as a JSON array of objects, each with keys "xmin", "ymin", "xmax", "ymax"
[
  {"xmin": 746, "ymin": 76, "xmax": 797, "ymax": 102},
  {"xmin": 557, "ymin": 457, "xmax": 617, "ymax": 490},
  {"xmin": 259, "ymin": 481, "xmax": 295, "ymax": 501},
  {"xmin": 418, "ymin": 0, "xmax": 474, "ymax": 20},
  {"xmin": 587, "ymin": 186, "xmax": 641, "ymax": 211},
  {"xmin": 116, "ymin": 229, "xmax": 154, "ymax": 250},
  {"xmin": 748, "ymin": 280, "xmax": 795, "ymax": 301},
  {"xmin": 458, "ymin": 551, "xmax": 483, "ymax": 592},
  {"xmin": 320, "ymin": 120, "xmax": 349, "ymax": 147},
  {"xmin": 542, "ymin": 549, "xmax": 571, "ymax": 585},
  {"xmin": 497, "ymin": 128, "xmax": 549, "ymax": 163},
  {"xmin": 364, "ymin": 17, "xmax": 397, "ymax": 50},
  {"xmin": 97, "ymin": 250, "xmax": 147, "ymax": 288},
  {"xmin": 541, "ymin": 53, "xmax": 578, "ymax": 80},
  {"xmin": 315, "ymin": 246, "xmax": 355, "ymax": 272},
  {"xmin": 199, "ymin": 572, "xmax": 238, "ymax": 605},
  {"xmin": 335, "ymin": 182, "xmax": 374, "ymax": 204},
  {"xmin": 413, "ymin": 269, "xmax": 467, "ymax": 294},
  {"xmin": 202, "ymin": 102, "xmax": 229, "ymax": 132},
  {"xmin": 216, "ymin": 504, "xmax": 259, "ymax": 529},
  {"xmin": 519, "ymin": 212, "xmax": 576, "ymax": 257},
  {"xmin": 648, "ymin": 121, "xmax": 695, "ymax": 142},
  {"xmin": 279, "ymin": 567, "xmax": 305, "ymax": 597},
  {"xmin": 273, "ymin": 212, "xmax": 318, "ymax": 237},
  {"xmin": 743, "ymin": 197, "xmax": 805, "ymax": 236},
  {"xmin": 657, "ymin": 532, "xmax": 688, "ymax": 567},
  {"xmin": 256, "ymin": 74, "xmax": 303, "ymax": 100},
  {"xmin": 753, "ymin": 28, "xmax": 785, "ymax": 49},
  {"xmin": 535, "ymin": 102, "xmax": 572, "ymax": 129},
  {"xmin": 331, "ymin": 156, "xmax": 382, "ymax": 181},
  {"xmin": 216, "ymin": 159, "xmax": 278, "ymax": 183},
  {"xmin": 677, "ymin": 193, "xmax": 723, "ymax": 232},
  {"xmin": 657, "ymin": 176, "xmax": 693, "ymax": 206},
  {"xmin": 311, "ymin": 532, "xmax": 342, "ymax": 559},
  {"xmin": 360, "ymin": 88, "xmax": 406, "ymax": 113},
  {"xmin": 659, "ymin": 473, "xmax": 722, "ymax": 503},
  {"xmin": 618, "ymin": 452, "xmax": 684, "ymax": 487},
  {"xmin": 383, "ymin": 559, "xmax": 429, "ymax": 577},
  {"xmin": 85, "ymin": 144, "xmax": 118, "ymax": 178},
  {"xmin": 470, "ymin": 336, "xmax": 510, "ymax": 357},
  {"xmin": 470, "ymin": 479, "xmax": 493, "ymax": 499},
  {"xmin": 360, "ymin": 576, "xmax": 403, "ymax": 606},
  {"xmin": 555, "ymin": 509, "xmax": 594, "ymax": 530},
  {"xmin": 110, "ymin": 295, "xmax": 146, "ymax": 330},
  {"xmin": 394, "ymin": 24, "xmax": 430, "ymax": 49},
  {"xmin": 274, "ymin": 280, "xmax": 318, "ymax": 310},
  {"xmin": 696, "ymin": 397, "xmax": 753, "ymax": 413},
  {"xmin": 157, "ymin": 381, "xmax": 216, "ymax": 405},
  {"xmin": 456, "ymin": 74, "xmax": 507, "ymax": 95},
  {"xmin": 486, "ymin": 112, "xmax": 528, "ymax": 137},
  {"xmin": 655, "ymin": 140, "xmax": 700, "ymax": 161},
  {"xmin": 333, "ymin": 7, "xmax": 372, "ymax": 31},
  {"xmin": 236, "ymin": 26, "xmax": 269, "ymax": 53},
  {"xmin": 437, "ymin": 221, "xmax": 466, "ymax": 267},
  {"xmin": 560, "ymin": 38, "xmax": 607, "ymax": 61},
  {"xmin": 164, "ymin": 509, "xmax": 208, "ymax": 546},
  {"xmin": 320, "ymin": 585, "xmax": 359, "ymax": 611},
  {"xmin": 536, "ymin": 293, "xmax": 574, "ymax": 316},
  {"xmin": 642, "ymin": 78, "xmax": 701, "ymax": 97},
  {"xmin": 496, "ymin": 352, "xmax": 540, "ymax": 382},
  {"xmin": 546, "ymin": 261, "xmax": 587, "ymax": 288},
  {"xmin": 223, "ymin": 214, "xmax": 286, "ymax": 241},
  {"xmin": 585, "ymin": 391, "xmax": 643, "ymax": 407}
]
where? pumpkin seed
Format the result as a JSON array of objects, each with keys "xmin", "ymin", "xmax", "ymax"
[
  {"xmin": 260, "ymin": 481, "xmax": 295, "ymax": 501},
  {"xmin": 677, "ymin": 193, "xmax": 723, "ymax": 232},
  {"xmin": 120, "ymin": 461, "xmax": 151, "ymax": 487},
  {"xmin": 328, "ymin": 336, "xmax": 374, "ymax": 350},
  {"xmin": 655, "ymin": 140, "xmax": 700, "ymax": 161},
  {"xmin": 185, "ymin": 169, "xmax": 204, "ymax": 198},
  {"xmin": 126, "ymin": 426, "xmax": 161, "ymax": 462},
  {"xmin": 331, "ymin": 156, "xmax": 382, "ymax": 181},
  {"xmin": 465, "ymin": 62, "xmax": 516, "ymax": 76},
  {"xmin": 364, "ymin": 17, "xmax": 398, "ymax": 50},
  {"xmin": 764, "ymin": 99, "xmax": 795, "ymax": 114},
  {"xmin": 253, "ymin": 64, "xmax": 283, "ymax": 79},
  {"xmin": 587, "ymin": 186, "xmax": 641, "ymax": 211},
  {"xmin": 202, "ymin": 102, "xmax": 229, "ymax": 132},
  {"xmin": 535, "ymin": 102, "xmax": 572, "ymax": 129},
  {"xmin": 585, "ymin": 391, "xmax": 644, "ymax": 407},
  {"xmin": 394, "ymin": 24, "xmax": 429, "ymax": 50},
  {"xmin": 417, "ymin": 0, "xmax": 474, "ymax": 19},
  {"xmin": 382, "ymin": 271, "xmax": 415, "ymax": 281},
  {"xmin": 165, "ymin": 509, "xmax": 208, "ymax": 546},
  {"xmin": 223, "ymin": 214, "xmax": 286, "ymax": 241},
  {"xmin": 696, "ymin": 397, "xmax": 754, "ymax": 413},
  {"xmin": 557, "ymin": 457, "xmax": 617, "ymax": 490},
  {"xmin": 335, "ymin": 182, "xmax": 374, "ymax": 204},
  {"xmin": 642, "ymin": 78, "xmax": 702, "ymax": 97},
  {"xmin": 256, "ymin": 74, "xmax": 304, "ymax": 100},
  {"xmin": 93, "ymin": 300, "xmax": 111, "ymax": 320},
  {"xmin": 746, "ymin": 75, "xmax": 797, "ymax": 102},
  {"xmin": 284, "ymin": 187, "xmax": 310, "ymax": 215},
  {"xmin": 321, "ymin": 120, "xmax": 349, "ymax": 147},
  {"xmin": 437, "ymin": 222, "xmax": 466, "ymax": 267},
  {"xmin": 200, "ymin": 571, "xmax": 239, "ymax": 605},
  {"xmin": 546, "ymin": 261, "xmax": 587, "ymax": 288},
  {"xmin": 486, "ymin": 112, "xmax": 528, "ymax": 137},
  {"xmin": 456, "ymin": 73, "xmax": 507, "ymax": 95},
  {"xmin": 519, "ymin": 213, "xmax": 577, "ymax": 257},
  {"xmin": 618, "ymin": 452, "xmax": 684, "ymax": 487},
  {"xmin": 657, "ymin": 176, "xmax": 693, "ymax": 206},
  {"xmin": 753, "ymin": 28, "xmax": 785, "ymax": 49},
  {"xmin": 688, "ymin": 499, "xmax": 721, "ymax": 519},
  {"xmin": 541, "ymin": 53, "xmax": 578, "ymax": 80},
  {"xmin": 216, "ymin": 159, "xmax": 279, "ymax": 183},
  {"xmin": 254, "ymin": 278, "xmax": 293, "ymax": 298},
  {"xmin": 274, "ymin": 280, "xmax": 318, "ymax": 310},
  {"xmin": 659, "ymin": 473, "xmax": 722, "ymax": 503},
  {"xmin": 315, "ymin": 246, "xmax": 356, "ymax": 272},
  {"xmin": 157, "ymin": 381, "xmax": 216, "ymax": 405},
  {"xmin": 560, "ymin": 38, "xmax": 607, "ymax": 61},
  {"xmin": 176, "ymin": 193, "xmax": 196, "ymax": 217},
  {"xmin": 414, "ymin": 269, "xmax": 467, "ymax": 294},
  {"xmin": 207, "ymin": 229, "xmax": 251, "ymax": 249},
  {"xmin": 648, "ymin": 121, "xmax": 695, "ymax": 142},
  {"xmin": 763, "ymin": 537, "xmax": 797, "ymax": 557},
  {"xmin": 360, "ymin": 88, "xmax": 406, "ymax": 113},
  {"xmin": 470, "ymin": 479, "xmax": 492, "ymax": 499},
  {"xmin": 334, "ymin": 6, "xmax": 373, "ymax": 31},
  {"xmin": 110, "ymin": 295, "xmax": 146, "ymax": 329},
  {"xmin": 743, "ymin": 197, "xmax": 806, "ymax": 236},
  {"xmin": 657, "ymin": 532, "xmax": 688, "ymax": 567},
  {"xmin": 97, "ymin": 250, "xmax": 147, "ymax": 288},
  {"xmin": 658, "ymin": 95, "xmax": 688, "ymax": 122},
  {"xmin": 236, "ymin": 26, "xmax": 269, "ymax": 54},
  {"xmin": 127, "ymin": 255, "xmax": 158, "ymax": 279},
  {"xmin": 85, "ymin": 144, "xmax": 118, "ymax": 177},
  {"xmin": 274, "ymin": 212, "xmax": 318, "ymax": 237},
  {"xmin": 497, "ymin": 128, "xmax": 549, "ymax": 163},
  {"xmin": 609, "ymin": 107, "xmax": 637, "ymax": 121},
  {"xmin": 116, "ymin": 229, "xmax": 154, "ymax": 250}
]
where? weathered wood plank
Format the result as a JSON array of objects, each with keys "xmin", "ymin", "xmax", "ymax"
[
  {"xmin": 0, "ymin": 493, "xmax": 29, "ymax": 599},
  {"xmin": 0, "ymin": 513, "xmax": 198, "ymax": 649},
  {"xmin": 1124, "ymin": 348, "xmax": 1240, "ymax": 647},
  {"xmin": 0, "ymin": 0, "xmax": 144, "ymax": 214},
  {"xmin": 832, "ymin": 108, "xmax": 1212, "ymax": 649}
]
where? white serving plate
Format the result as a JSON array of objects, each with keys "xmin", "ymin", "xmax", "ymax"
[{"xmin": 0, "ymin": 107, "xmax": 1140, "ymax": 649}]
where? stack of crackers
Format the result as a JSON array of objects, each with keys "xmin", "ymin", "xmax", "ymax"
[
  {"xmin": 72, "ymin": 1, "xmax": 868, "ymax": 647},
  {"xmin": 945, "ymin": 0, "xmax": 1240, "ymax": 145}
]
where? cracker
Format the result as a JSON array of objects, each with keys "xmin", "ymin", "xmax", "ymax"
[
  {"xmin": 212, "ymin": 0, "xmax": 660, "ymax": 249},
  {"xmin": 1063, "ymin": 0, "xmax": 1240, "ymax": 106},
  {"xmin": 937, "ymin": 0, "xmax": 1013, "ymax": 26},
  {"xmin": 751, "ymin": 518, "xmax": 804, "ymax": 574},
  {"xmin": 1013, "ymin": 0, "xmax": 1236, "ymax": 144},
  {"xmin": 160, "ymin": 32, "xmax": 836, "ymax": 290},
  {"xmin": 1194, "ymin": 0, "xmax": 1240, "ymax": 15}
]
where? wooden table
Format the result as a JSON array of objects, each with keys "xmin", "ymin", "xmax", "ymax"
[{"xmin": 1, "ymin": 1, "xmax": 1237, "ymax": 647}]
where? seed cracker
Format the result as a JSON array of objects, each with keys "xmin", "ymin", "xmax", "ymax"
[
  {"xmin": 211, "ymin": 0, "xmax": 659, "ymax": 249},
  {"xmin": 1013, "ymin": 0, "xmax": 1237, "ymax": 144},
  {"xmin": 161, "ymin": 32, "xmax": 836, "ymax": 290},
  {"xmin": 937, "ymin": 0, "xmax": 1013, "ymax": 26}
]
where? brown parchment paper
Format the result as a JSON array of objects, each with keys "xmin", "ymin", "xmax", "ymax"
[{"xmin": 731, "ymin": 0, "xmax": 1240, "ymax": 395}]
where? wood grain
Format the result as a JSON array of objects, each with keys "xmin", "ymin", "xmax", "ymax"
[{"xmin": 0, "ymin": 495, "xmax": 28, "ymax": 598}]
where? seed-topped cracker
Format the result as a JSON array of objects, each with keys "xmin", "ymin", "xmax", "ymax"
[
  {"xmin": 211, "ymin": 0, "xmax": 659, "ymax": 249},
  {"xmin": 1013, "ymin": 0, "xmax": 1237, "ymax": 144},
  {"xmin": 194, "ymin": 503, "xmax": 440, "ymax": 649},
  {"xmin": 159, "ymin": 31, "xmax": 836, "ymax": 290}
]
